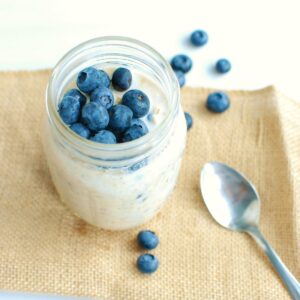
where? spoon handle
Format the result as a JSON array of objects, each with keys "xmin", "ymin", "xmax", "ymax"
[{"xmin": 247, "ymin": 227, "xmax": 300, "ymax": 300}]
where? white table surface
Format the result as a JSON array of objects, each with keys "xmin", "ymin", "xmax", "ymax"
[{"xmin": 1, "ymin": 0, "xmax": 300, "ymax": 102}]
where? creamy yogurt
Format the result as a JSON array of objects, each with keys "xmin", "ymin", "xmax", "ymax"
[{"xmin": 43, "ymin": 66, "xmax": 186, "ymax": 230}]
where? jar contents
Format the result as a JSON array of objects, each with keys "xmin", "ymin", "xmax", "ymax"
[
  {"xmin": 44, "ymin": 58, "xmax": 186, "ymax": 230},
  {"xmin": 58, "ymin": 66, "xmax": 169, "ymax": 143}
]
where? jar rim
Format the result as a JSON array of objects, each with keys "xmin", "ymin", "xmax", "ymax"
[{"xmin": 46, "ymin": 36, "xmax": 180, "ymax": 163}]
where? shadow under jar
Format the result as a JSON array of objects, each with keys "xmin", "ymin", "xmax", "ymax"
[{"xmin": 43, "ymin": 36, "xmax": 187, "ymax": 230}]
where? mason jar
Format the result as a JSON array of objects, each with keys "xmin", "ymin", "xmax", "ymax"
[{"xmin": 43, "ymin": 36, "xmax": 187, "ymax": 230}]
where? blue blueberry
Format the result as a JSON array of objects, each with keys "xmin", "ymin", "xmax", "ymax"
[
  {"xmin": 76, "ymin": 67, "xmax": 100, "ymax": 93},
  {"xmin": 58, "ymin": 96, "xmax": 81, "ymax": 125},
  {"xmin": 70, "ymin": 123, "xmax": 91, "ymax": 139},
  {"xmin": 122, "ymin": 125, "xmax": 146, "ymax": 142},
  {"xmin": 129, "ymin": 159, "xmax": 148, "ymax": 172},
  {"xmin": 206, "ymin": 92, "xmax": 230, "ymax": 113},
  {"xmin": 190, "ymin": 30, "xmax": 208, "ymax": 47},
  {"xmin": 215, "ymin": 59, "xmax": 231, "ymax": 74},
  {"xmin": 90, "ymin": 130, "xmax": 116, "ymax": 144},
  {"xmin": 171, "ymin": 54, "xmax": 193, "ymax": 73},
  {"xmin": 147, "ymin": 113, "xmax": 154, "ymax": 123},
  {"xmin": 97, "ymin": 69, "xmax": 110, "ymax": 88},
  {"xmin": 137, "ymin": 254, "xmax": 159, "ymax": 274},
  {"xmin": 112, "ymin": 67, "xmax": 132, "ymax": 91},
  {"xmin": 108, "ymin": 104, "xmax": 133, "ymax": 133},
  {"xmin": 184, "ymin": 112, "xmax": 193, "ymax": 130},
  {"xmin": 137, "ymin": 230, "xmax": 159, "ymax": 250},
  {"xmin": 90, "ymin": 87, "xmax": 114, "ymax": 109},
  {"xmin": 81, "ymin": 102, "xmax": 109, "ymax": 131},
  {"xmin": 122, "ymin": 90, "xmax": 150, "ymax": 118},
  {"xmin": 174, "ymin": 70, "xmax": 186, "ymax": 88},
  {"xmin": 131, "ymin": 119, "xmax": 149, "ymax": 135},
  {"xmin": 63, "ymin": 88, "xmax": 87, "ymax": 107}
]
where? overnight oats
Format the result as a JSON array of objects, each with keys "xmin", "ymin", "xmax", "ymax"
[{"xmin": 43, "ymin": 37, "xmax": 187, "ymax": 230}]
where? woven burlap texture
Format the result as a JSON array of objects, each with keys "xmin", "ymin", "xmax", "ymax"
[{"xmin": 0, "ymin": 71, "xmax": 299, "ymax": 300}]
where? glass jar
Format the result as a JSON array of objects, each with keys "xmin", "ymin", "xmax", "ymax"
[{"xmin": 43, "ymin": 36, "xmax": 187, "ymax": 230}]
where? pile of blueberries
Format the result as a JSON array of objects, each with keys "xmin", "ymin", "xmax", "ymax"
[
  {"xmin": 58, "ymin": 67, "xmax": 150, "ymax": 144},
  {"xmin": 172, "ymin": 29, "xmax": 231, "ymax": 130}
]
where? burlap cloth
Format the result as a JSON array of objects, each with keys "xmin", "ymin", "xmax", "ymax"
[{"xmin": 0, "ymin": 70, "xmax": 299, "ymax": 300}]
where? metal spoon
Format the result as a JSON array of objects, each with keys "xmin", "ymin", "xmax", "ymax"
[{"xmin": 200, "ymin": 161, "xmax": 300, "ymax": 300}]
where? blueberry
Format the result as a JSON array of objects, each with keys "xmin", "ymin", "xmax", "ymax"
[
  {"xmin": 184, "ymin": 112, "xmax": 193, "ymax": 130},
  {"xmin": 122, "ymin": 90, "xmax": 150, "ymax": 118},
  {"xmin": 58, "ymin": 96, "xmax": 81, "ymax": 125},
  {"xmin": 76, "ymin": 67, "xmax": 100, "ymax": 93},
  {"xmin": 137, "ymin": 254, "xmax": 159, "ymax": 274},
  {"xmin": 70, "ymin": 123, "xmax": 91, "ymax": 139},
  {"xmin": 131, "ymin": 119, "xmax": 149, "ymax": 135},
  {"xmin": 147, "ymin": 113, "xmax": 154, "ymax": 123},
  {"xmin": 63, "ymin": 88, "xmax": 87, "ymax": 107},
  {"xmin": 90, "ymin": 87, "xmax": 114, "ymax": 109},
  {"xmin": 97, "ymin": 69, "xmax": 110, "ymax": 88},
  {"xmin": 112, "ymin": 67, "xmax": 132, "ymax": 91},
  {"xmin": 122, "ymin": 125, "xmax": 146, "ymax": 142},
  {"xmin": 81, "ymin": 102, "xmax": 109, "ymax": 131},
  {"xmin": 137, "ymin": 230, "xmax": 159, "ymax": 250},
  {"xmin": 206, "ymin": 92, "xmax": 230, "ymax": 113},
  {"xmin": 215, "ymin": 59, "xmax": 231, "ymax": 74},
  {"xmin": 171, "ymin": 54, "xmax": 193, "ymax": 73},
  {"xmin": 190, "ymin": 30, "xmax": 208, "ymax": 47},
  {"xmin": 90, "ymin": 130, "xmax": 116, "ymax": 144},
  {"xmin": 129, "ymin": 159, "xmax": 148, "ymax": 172},
  {"xmin": 174, "ymin": 70, "xmax": 186, "ymax": 88},
  {"xmin": 108, "ymin": 104, "xmax": 133, "ymax": 133}
]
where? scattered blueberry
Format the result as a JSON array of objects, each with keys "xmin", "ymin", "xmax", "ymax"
[
  {"xmin": 70, "ymin": 123, "xmax": 91, "ymax": 139},
  {"xmin": 122, "ymin": 125, "xmax": 146, "ymax": 142},
  {"xmin": 90, "ymin": 130, "xmax": 117, "ymax": 144},
  {"xmin": 108, "ymin": 104, "xmax": 133, "ymax": 133},
  {"xmin": 97, "ymin": 69, "xmax": 110, "ymax": 88},
  {"xmin": 174, "ymin": 70, "xmax": 186, "ymax": 88},
  {"xmin": 112, "ymin": 67, "xmax": 132, "ymax": 91},
  {"xmin": 171, "ymin": 54, "xmax": 193, "ymax": 73},
  {"xmin": 137, "ymin": 254, "xmax": 159, "ymax": 274},
  {"xmin": 90, "ymin": 87, "xmax": 114, "ymax": 109},
  {"xmin": 81, "ymin": 102, "xmax": 109, "ymax": 131},
  {"xmin": 76, "ymin": 67, "xmax": 101, "ymax": 93},
  {"xmin": 137, "ymin": 230, "xmax": 159, "ymax": 250},
  {"xmin": 122, "ymin": 90, "xmax": 150, "ymax": 118},
  {"xmin": 58, "ymin": 96, "xmax": 81, "ymax": 125},
  {"xmin": 206, "ymin": 92, "xmax": 230, "ymax": 113},
  {"xmin": 190, "ymin": 30, "xmax": 208, "ymax": 47},
  {"xmin": 215, "ymin": 59, "xmax": 231, "ymax": 74},
  {"xmin": 131, "ymin": 119, "xmax": 149, "ymax": 135},
  {"xmin": 63, "ymin": 88, "xmax": 87, "ymax": 107},
  {"xmin": 184, "ymin": 112, "xmax": 193, "ymax": 130}
]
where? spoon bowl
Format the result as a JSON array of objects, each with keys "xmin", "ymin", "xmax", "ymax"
[
  {"xmin": 200, "ymin": 162, "xmax": 300, "ymax": 299},
  {"xmin": 200, "ymin": 161, "xmax": 260, "ymax": 231}
]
